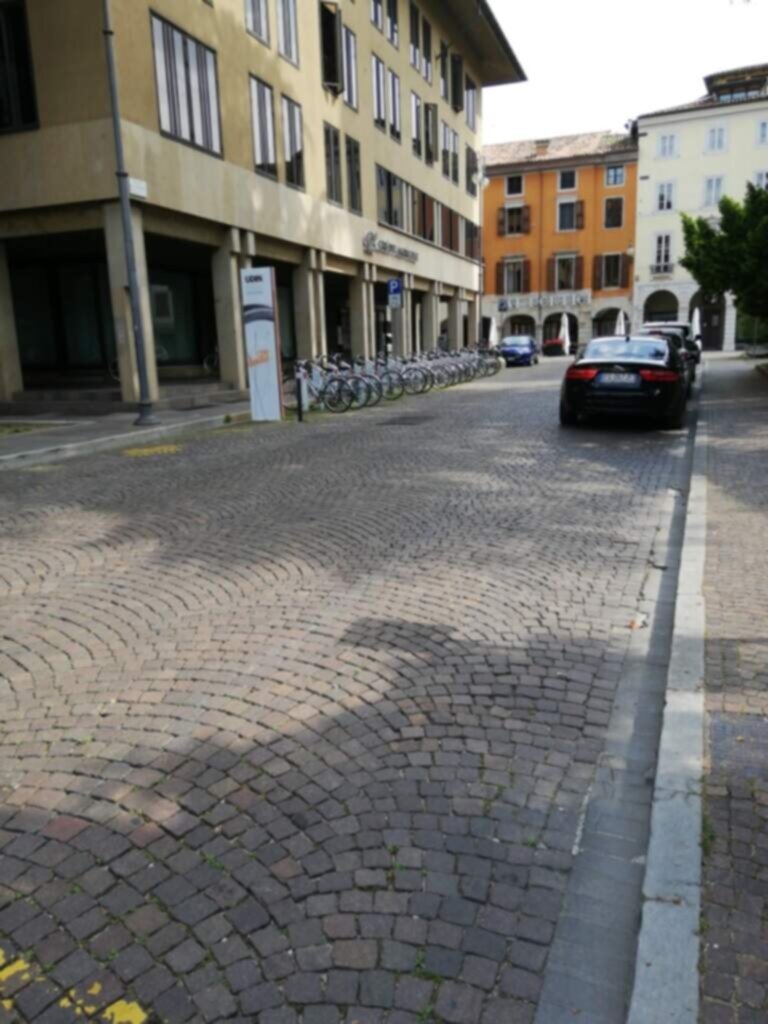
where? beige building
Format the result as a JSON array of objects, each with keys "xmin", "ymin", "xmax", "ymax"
[{"xmin": 0, "ymin": 0, "xmax": 523, "ymax": 410}]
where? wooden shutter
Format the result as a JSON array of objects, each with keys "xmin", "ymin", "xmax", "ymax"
[
  {"xmin": 575, "ymin": 201, "xmax": 585, "ymax": 230},
  {"xmin": 522, "ymin": 260, "xmax": 531, "ymax": 294},
  {"xmin": 575, "ymin": 256, "xmax": 584, "ymax": 290},
  {"xmin": 497, "ymin": 207, "xmax": 507, "ymax": 237},
  {"xmin": 320, "ymin": 2, "xmax": 343, "ymax": 93},
  {"xmin": 521, "ymin": 205, "xmax": 531, "ymax": 234},
  {"xmin": 620, "ymin": 255, "xmax": 633, "ymax": 289},
  {"xmin": 424, "ymin": 103, "xmax": 438, "ymax": 164},
  {"xmin": 593, "ymin": 255, "xmax": 603, "ymax": 291},
  {"xmin": 450, "ymin": 54, "xmax": 464, "ymax": 112},
  {"xmin": 496, "ymin": 261, "xmax": 505, "ymax": 295},
  {"xmin": 547, "ymin": 258, "xmax": 556, "ymax": 292}
]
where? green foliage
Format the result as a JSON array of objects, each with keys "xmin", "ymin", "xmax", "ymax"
[{"xmin": 681, "ymin": 183, "xmax": 768, "ymax": 319}]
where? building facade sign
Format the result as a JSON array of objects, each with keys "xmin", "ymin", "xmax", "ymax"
[
  {"xmin": 498, "ymin": 291, "xmax": 591, "ymax": 313},
  {"xmin": 363, "ymin": 231, "xmax": 419, "ymax": 264}
]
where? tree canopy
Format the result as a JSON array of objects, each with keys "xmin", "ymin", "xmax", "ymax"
[{"xmin": 681, "ymin": 183, "xmax": 768, "ymax": 319}]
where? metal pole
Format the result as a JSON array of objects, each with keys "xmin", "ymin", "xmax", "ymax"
[{"xmin": 102, "ymin": 0, "xmax": 157, "ymax": 426}]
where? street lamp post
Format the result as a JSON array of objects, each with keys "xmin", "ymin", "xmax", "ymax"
[{"xmin": 102, "ymin": 0, "xmax": 157, "ymax": 426}]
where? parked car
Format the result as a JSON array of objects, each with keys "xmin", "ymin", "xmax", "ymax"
[
  {"xmin": 559, "ymin": 335, "xmax": 688, "ymax": 429},
  {"xmin": 642, "ymin": 321, "xmax": 701, "ymax": 361},
  {"xmin": 638, "ymin": 326, "xmax": 699, "ymax": 392},
  {"xmin": 542, "ymin": 337, "xmax": 569, "ymax": 357},
  {"xmin": 498, "ymin": 335, "xmax": 539, "ymax": 367}
]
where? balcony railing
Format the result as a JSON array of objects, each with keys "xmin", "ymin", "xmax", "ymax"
[{"xmin": 651, "ymin": 263, "xmax": 674, "ymax": 275}]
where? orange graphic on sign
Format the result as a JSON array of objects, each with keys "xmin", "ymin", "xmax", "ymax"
[{"xmin": 247, "ymin": 350, "xmax": 271, "ymax": 368}]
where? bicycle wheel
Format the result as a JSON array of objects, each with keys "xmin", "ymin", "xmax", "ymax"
[
  {"xmin": 403, "ymin": 368, "xmax": 429, "ymax": 395},
  {"xmin": 345, "ymin": 375, "xmax": 372, "ymax": 410},
  {"xmin": 321, "ymin": 378, "xmax": 354, "ymax": 413},
  {"xmin": 379, "ymin": 371, "xmax": 405, "ymax": 401},
  {"xmin": 363, "ymin": 376, "xmax": 384, "ymax": 407}
]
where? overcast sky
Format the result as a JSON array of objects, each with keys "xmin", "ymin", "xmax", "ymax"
[{"xmin": 483, "ymin": 0, "xmax": 768, "ymax": 145}]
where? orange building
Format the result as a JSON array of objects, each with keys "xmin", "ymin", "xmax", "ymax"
[{"xmin": 482, "ymin": 131, "xmax": 638, "ymax": 349}]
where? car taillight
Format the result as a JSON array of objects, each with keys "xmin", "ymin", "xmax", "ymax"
[
  {"xmin": 566, "ymin": 367, "xmax": 599, "ymax": 381},
  {"xmin": 639, "ymin": 369, "xmax": 679, "ymax": 382}
]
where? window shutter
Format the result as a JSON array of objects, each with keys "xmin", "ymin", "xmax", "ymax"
[
  {"xmin": 575, "ymin": 256, "xmax": 584, "ymax": 290},
  {"xmin": 496, "ymin": 261, "xmax": 505, "ymax": 295},
  {"xmin": 450, "ymin": 54, "xmax": 464, "ymax": 112},
  {"xmin": 621, "ymin": 255, "xmax": 633, "ymax": 289},
  {"xmin": 547, "ymin": 258, "xmax": 556, "ymax": 292},
  {"xmin": 593, "ymin": 255, "xmax": 603, "ymax": 291},
  {"xmin": 320, "ymin": 2, "xmax": 343, "ymax": 93},
  {"xmin": 575, "ymin": 201, "xmax": 585, "ymax": 230},
  {"xmin": 425, "ymin": 103, "xmax": 437, "ymax": 164},
  {"xmin": 521, "ymin": 205, "xmax": 531, "ymax": 234},
  {"xmin": 522, "ymin": 260, "xmax": 531, "ymax": 294},
  {"xmin": 497, "ymin": 207, "xmax": 507, "ymax": 237}
]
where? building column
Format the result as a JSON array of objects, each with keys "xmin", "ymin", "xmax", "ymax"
[
  {"xmin": 422, "ymin": 286, "xmax": 440, "ymax": 354},
  {"xmin": 212, "ymin": 228, "xmax": 247, "ymax": 391},
  {"xmin": 723, "ymin": 294, "xmax": 737, "ymax": 352},
  {"xmin": 0, "ymin": 243, "xmax": 23, "ymax": 401},
  {"xmin": 293, "ymin": 250, "xmax": 323, "ymax": 361},
  {"xmin": 412, "ymin": 294, "xmax": 422, "ymax": 354},
  {"xmin": 467, "ymin": 293, "xmax": 481, "ymax": 347},
  {"xmin": 350, "ymin": 265, "xmax": 372, "ymax": 362},
  {"xmin": 447, "ymin": 294, "xmax": 463, "ymax": 349},
  {"xmin": 103, "ymin": 202, "xmax": 159, "ymax": 403}
]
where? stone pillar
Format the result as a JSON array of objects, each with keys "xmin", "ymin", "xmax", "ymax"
[
  {"xmin": 103, "ymin": 202, "xmax": 159, "ymax": 403},
  {"xmin": 447, "ymin": 294, "xmax": 463, "ymax": 349},
  {"xmin": 293, "ymin": 250, "xmax": 322, "ymax": 361},
  {"xmin": 0, "ymin": 243, "xmax": 23, "ymax": 401},
  {"xmin": 212, "ymin": 229, "xmax": 247, "ymax": 392},
  {"xmin": 412, "ymin": 294, "xmax": 422, "ymax": 353},
  {"xmin": 467, "ymin": 293, "xmax": 481, "ymax": 347},
  {"xmin": 350, "ymin": 265, "xmax": 371, "ymax": 361},
  {"xmin": 723, "ymin": 295, "xmax": 737, "ymax": 352},
  {"xmin": 422, "ymin": 286, "xmax": 440, "ymax": 353},
  {"xmin": 392, "ymin": 289, "xmax": 411, "ymax": 357}
]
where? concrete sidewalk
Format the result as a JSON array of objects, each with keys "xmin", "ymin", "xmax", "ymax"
[
  {"xmin": 699, "ymin": 355, "xmax": 768, "ymax": 1024},
  {"xmin": 0, "ymin": 403, "xmax": 253, "ymax": 470}
]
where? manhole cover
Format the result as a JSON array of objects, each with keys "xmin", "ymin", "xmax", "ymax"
[{"xmin": 710, "ymin": 713, "xmax": 768, "ymax": 779}]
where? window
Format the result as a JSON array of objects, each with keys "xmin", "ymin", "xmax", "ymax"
[
  {"xmin": 451, "ymin": 129, "xmax": 459, "ymax": 184},
  {"xmin": 422, "ymin": 18, "xmax": 432, "ymax": 83},
  {"xmin": 388, "ymin": 69, "xmax": 401, "ymax": 140},
  {"xmin": 466, "ymin": 146, "xmax": 478, "ymax": 197},
  {"xmin": 559, "ymin": 169, "xmax": 576, "ymax": 190},
  {"xmin": 342, "ymin": 26, "xmax": 358, "ymax": 108},
  {"xmin": 324, "ymin": 123, "xmax": 342, "ymax": 204},
  {"xmin": 250, "ymin": 77, "xmax": 276, "ymax": 178},
  {"xmin": 277, "ymin": 0, "xmax": 298, "ymax": 63},
  {"xmin": 756, "ymin": 170, "xmax": 768, "ymax": 189},
  {"xmin": 605, "ymin": 197, "xmax": 623, "ymax": 228},
  {"xmin": 376, "ymin": 166, "xmax": 405, "ymax": 228},
  {"xmin": 558, "ymin": 200, "xmax": 576, "ymax": 231},
  {"xmin": 704, "ymin": 176, "xmax": 723, "ymax": 206},
  {"xmin": 602, "ymin": 254, "xmax": 621, "ymax": 288},
  {"xmin": 506, "ymin": 175, "xmax": 523, "ymax": 196},
  {"xmin": 441, "ymin": 124, "xmax": 458, "ymax": 183},
  {"xmin": 556, "ymin": 255, "xmax": 576, "ymax": 291},
  {"xmin": 152, "ymin": 15, "xmax": 222, "ymax": 155},
  {"xmin": 411, "ymin": 188, "xmax": 436, "ymax": 242},
  {"xmin": 439, "ymin": 41, "xmax": 448, "ymax": 100},
  {"xmin": 605, "ymin": 165, "xmax": 625, "ymax": 187},
  {"xmin": 759, "ymin": 121, "xmax": 768, "ymax": 146},
  {"xmin": 245, "ymin": 0, "xmax": 269, "ymax": 42},
  {"xmin": 385, "ymin": 0, "xmax": 398, "ymax": 45},
  {"xmin": 654, "ymin": 233, "xmax": 672, "ymax": 272},
  {"xmin": 320, "ymin": 2, "xmax": 342, "ymax": 93},
  {"xmin": 441, "ymin": 121, "xmax": 450, "ymax": 177},
  {"xmin": 465, "ymin": 76, "xmax": 477, "ymax": 131},
  {"xmin": 346, "ymin": 136, "xmax": 362, "ymax": 213},
  {"xmin": 371, "ymin": 0, "xmax": 383, "ymax": 30},
  {"xmin": 409, "ymin": 4, "xmax": 420, "ymax": 69},
  {"xmin": 441, "ymin": 205, "xmax": 460, "ymax": 252},
  {"xmin": 372, "ymin": 55, "xmax": 386, "ymax": 129},
  {"xmin": 504, "ymin": 259, "xmax": 526, "ymax": 294},
  {"xmin": 657, "ymin": 182, "xmax": 674, "ymax": 211},
  {"xmin": 450, "ymin": 54, "xmax": 464, "ymax": 113},
  {"xmin": 464, "ymin": 221, "xmax": 481, "ymax": 261},
  {"xmin": 424, "ymin": 102, "xmax": 437, "ymax": 166},
  {"xmin": 282, "ymin": 95, "xmax": 304, "ymax": 187},
  {"xmin": 499, "ymin": 206, "xmax": 529, "ymax": 236},
  {"xmin": 706, "ymin": 126, "xmax": 726, "ymax": 152},
  {"xmin": 659, "ymin": 133, "xmax": 677, "ymax": 158},
  {"xmin": 411, "ymin": 92, "xmax": 422, "ymax": 158},
  {"xmin": 0, "ymin": 0, "xmax": 37, "ymax": 132}
]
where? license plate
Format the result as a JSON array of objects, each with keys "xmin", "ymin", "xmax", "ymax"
[{"xmin": 600, "ymin": 372, "xmax": 638, "ymax": 385}]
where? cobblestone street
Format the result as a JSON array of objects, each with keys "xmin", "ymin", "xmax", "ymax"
[{"xmin": 0, "ymin": 360, "xmax": 692, "ymax": 1024}]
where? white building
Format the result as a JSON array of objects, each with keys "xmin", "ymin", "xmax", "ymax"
[{"xmin": 634, "ymin": 64, "xmax": 768, "ymax": 350}]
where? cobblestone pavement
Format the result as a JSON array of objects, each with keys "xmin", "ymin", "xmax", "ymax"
[
  {"xmin": 0, "ymin": 361, "xmax": 689, "ymax": 1024},
  {"xmin": 700, "ymin": 357, "xmax": 768, "ymax": 1024}
]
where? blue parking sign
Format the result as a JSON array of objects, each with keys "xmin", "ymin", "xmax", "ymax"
[{"xmin": 388, "ymin": 278, "xmax": 403, "ymax": 310}]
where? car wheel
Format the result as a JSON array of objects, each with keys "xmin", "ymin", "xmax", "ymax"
[{"xmin": 559, "ymin": 400, "xmax": 578, "ymax": 427}]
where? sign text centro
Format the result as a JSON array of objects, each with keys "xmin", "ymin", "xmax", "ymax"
[{"xmin": 363, "ymin": 231, "xmax": 418, "ymax": 264}]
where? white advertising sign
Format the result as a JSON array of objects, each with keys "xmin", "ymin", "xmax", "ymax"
[{"xmin": 241, "ymin": 267, "xmax": 283, "ymax": 422}]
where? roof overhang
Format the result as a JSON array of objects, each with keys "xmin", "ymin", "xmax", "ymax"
[{"xmin": 442, "ymin": 0, "xmax": 526, "ymax": 86}]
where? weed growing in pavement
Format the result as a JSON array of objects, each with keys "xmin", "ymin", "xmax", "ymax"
[{"xmin": 702, "ymin": 814, "xmax": 716, "ymax": 858}]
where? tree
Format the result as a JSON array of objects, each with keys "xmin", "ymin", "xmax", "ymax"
[{"xmin": 681, "ymin": 183, "xmax": 768, "ymax": 319}]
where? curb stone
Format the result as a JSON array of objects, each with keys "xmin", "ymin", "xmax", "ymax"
[{"xmin": 627, "ymin": 402, "xmax": 708, "ymax": 1024}]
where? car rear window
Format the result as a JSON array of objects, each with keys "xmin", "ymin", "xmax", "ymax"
[{"xmin": 584, "ymin": 339, "xmax": 668, "ymax": 361}]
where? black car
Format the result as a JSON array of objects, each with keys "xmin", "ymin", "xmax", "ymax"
[
  {"xmin": 638, "ymin": 326, "xmax": 700, "ymax": 385},
  {"xmin": 559, "ymin": 336, "xmax": 688, "ymax": 429}
]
